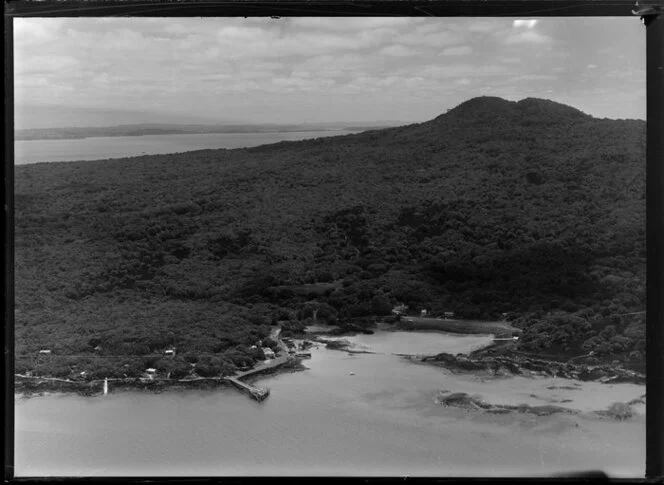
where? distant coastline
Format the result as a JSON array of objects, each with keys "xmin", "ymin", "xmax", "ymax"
[{"xmin": 15, "ymin": 123, "xmax": 395, "ymax": 141}]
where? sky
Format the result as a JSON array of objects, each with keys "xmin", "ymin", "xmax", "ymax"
[{"xmin": 14, "ymin": 17, "xmax": 646, "ymax": 129}]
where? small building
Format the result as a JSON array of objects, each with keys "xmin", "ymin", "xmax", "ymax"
[
  {"xmin": 263, "ymin": 348, "xmax": 276, "ymax": 359},
  {"xmin": 164, "ymin": 349, "xmax": 176, "ymax": 357},
  {"xmin": 94, "ymin": 345, "xmax": 102, "ymax": 352},
  {"xmin": 250, "ymin": 345, "xmax": 257, "ymax": 350},
  {"xmin": 392, "ymin": 304, "xmax": 408, "ymax": 316},
  {"xmin": 146, "ymin": 368, "xmax": 157, "ymax": 379},
  {"xmin": 420, "ymin": 309, "xmax": 428, "ymax": 317},
  {"xmin": 444, "ymin": 312, "xmax": 455, "ymax": 319},
  {"xmin": 38, "ymin": 349, "xmax": 51, "ymax": 355}
]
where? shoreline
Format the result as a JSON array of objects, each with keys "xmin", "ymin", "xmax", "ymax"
[
  {"xmin": 15, "ymin": 321, "xmax": 645, "ymax": 398},
  {"xmin": 309, "ymin": 322, "xmax": 645, "ymax": 386},
  {"xmin": 14, "ymin": 357, "xmax": 307, "ymax": 399}
]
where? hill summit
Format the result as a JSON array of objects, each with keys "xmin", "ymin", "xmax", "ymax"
[{"xmin": 439, "ymin": 96, "xmax": 591, "ymax": 124}]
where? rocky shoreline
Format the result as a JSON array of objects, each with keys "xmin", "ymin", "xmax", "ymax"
[
  {"xmin": 436, "ymin": 390, "xmax": 576, "ymax": 416},
  {"xmin": 434, "ymin": 390, "xmax": 645, "ymax": 419},
  {"xmin": 419, "ymin": 349, "xmax": 645, "ymax": 385}
]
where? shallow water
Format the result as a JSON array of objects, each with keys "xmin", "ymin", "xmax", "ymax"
[{"xmin": 14, "ymin": 331, "xmax": 645, "ymax": 477}]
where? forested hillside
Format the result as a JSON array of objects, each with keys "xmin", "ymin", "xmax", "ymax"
[{"xmin": 14, "ymin": 96, "xmax": 646, "ymax": 378}]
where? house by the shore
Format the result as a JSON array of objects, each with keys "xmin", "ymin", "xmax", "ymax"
[{"xmin": 392, "ymin": 304, "xmax": 408, "ymax": 316}]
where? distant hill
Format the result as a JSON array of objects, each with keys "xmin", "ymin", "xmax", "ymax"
[{"xmin": 14, "ymin": 96, "xmax": 645, "ymax": 378}]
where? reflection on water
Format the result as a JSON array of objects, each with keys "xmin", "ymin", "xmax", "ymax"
[{"xmin": 15, "ymin": 331, "xmax": 645, "ymax": 477}]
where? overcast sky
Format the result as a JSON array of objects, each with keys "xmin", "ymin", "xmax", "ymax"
[{"xmin": 14, "ymin": 17, "xmax": 645, "ymax": 129}]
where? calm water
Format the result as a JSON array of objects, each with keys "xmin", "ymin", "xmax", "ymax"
[
  {"xmin": 14, "ymin": 130, "xmax": 356, "ymax": 165},
  {"xmin": 15, "ymin": 331, "xmax": 645, "ymax": 477}
]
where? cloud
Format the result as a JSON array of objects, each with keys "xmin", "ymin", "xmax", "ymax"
[
  {"xmin": 467, "ymin": 20, "xmax": 506, "ymax": 33},
  {"xmin": 15, "ymin": 55, "xmax": 79, "ymax": 75},
  {"xmin": 12, "ymin": 17, "xmax": 645, "ymax": 125},
  {"xmin": 440, "ymin": 46, "xmax": 473, "ymax": 56},
  {"xmin": 291, "ymin": 17, "xmax": 417, "ymax": 32},
  {"xmin": 400, "ymin": 29, "xmax": 459, "ymax": 47},
  {"xmin": 14, "ymin": 18, "xmax": 68, "ymax": 47},
  {"xmin": 509, "ymin": 74, "xmax": 557, "ymax": 82},
  {"xmin": 513, "ymin": 19, "xmax": 538, "ymax": 29},
  {"xmin": 410, "ymin": 63, "xmax": 510, "ymax": 80},
  {"xmin": 505, "ymin": 30, "xmax": 553, "ymax": 45},
  {"xmin": 504, "ymin": 19, "xmax": 552, "ymax": 45},
  {"xmin": 495, "ymin": 56, "xmax": 522, "ymax": 64},
  {"xmin": 379, "ymin": 44, "xmax": 417, "ymax": 57}
]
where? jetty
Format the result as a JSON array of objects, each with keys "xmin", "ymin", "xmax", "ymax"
[
  {"xmin": 224, "ymin": 376, "xmax": 270, "ymax": 401},
  {"xmin": 225, "ymin": 352, "xmax": 290, "ymax": 401},
  {"xmin": 223, "ymin": 326, "xmax": 293, "ymax": 402}
]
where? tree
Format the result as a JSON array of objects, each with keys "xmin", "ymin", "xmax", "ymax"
[{"xmin": 371, "ymin": 295, "xmax": 392, "ymax": 316}]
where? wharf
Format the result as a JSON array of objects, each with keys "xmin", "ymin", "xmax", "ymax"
[
  {"xmin": 224, "ymin": 376, "xmax": 270, "ymax": 401},
  {"xmin": 224, "ymin": 326, "xmax": 292, "ymax": 401}
]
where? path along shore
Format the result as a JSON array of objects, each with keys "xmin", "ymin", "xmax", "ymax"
[{"xmin": 15, "ymin": 326, "xmax": 303, "ymax": 397}]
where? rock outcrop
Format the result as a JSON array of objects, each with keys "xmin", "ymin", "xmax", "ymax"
[
  {"xmin": 421, "ymin": 352, "xmax": 644, "ymax": 385},
  {"xmin": 435, "ymin": 390, "xmax": 576, "ymax": 416}
]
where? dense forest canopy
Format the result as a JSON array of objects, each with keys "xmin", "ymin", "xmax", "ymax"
[{"xmin": 14, "ymin": 96, "xmax": 646, "ymax": 378}]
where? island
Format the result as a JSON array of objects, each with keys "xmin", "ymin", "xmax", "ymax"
[{"xmin": 14, "ymin": 97, "xmax": 645, "ymax": 398}]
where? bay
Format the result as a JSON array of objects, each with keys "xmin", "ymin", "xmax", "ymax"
[{"xmin": 14, "ymin": 331, "xmax": 645, "ymax": 477}]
